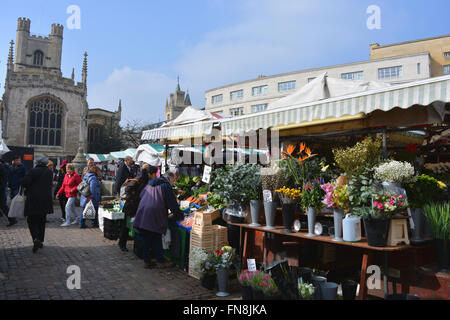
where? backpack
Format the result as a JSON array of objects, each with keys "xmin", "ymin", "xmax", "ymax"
[{"xmin": 77, "ymin": 175, "xmax": 93, "ymax": 197}]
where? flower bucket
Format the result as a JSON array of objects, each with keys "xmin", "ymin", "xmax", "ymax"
[
  {"xmin": 251, "ymin": 287, "xmax": 265, "ymax": 300},
  {"xmin": 216, "ymin": 268, "xmax": 230, "ymax": 297},
  {"xmin": 249, "ymin": 200, "xmax": 262, "ymax": 227},
  {"xmin": 341, "ymin": 280, "xmax": 358, "ymax": 300},
  {"xmin": 297, "ymin": 267, "xmax": 313, "ymax": 284},
  {"xmin": 363, "ymin": 219, "xmax": 391, "ymax": 247},
  {"xmin": 320, "ymin": 282, "xmax": 338, "ymax": 300},
  {"xmin": 311, "ymin": 275, "xmax": 326, "ymax": 300},
  {"xmin": 332, "ymin": 208, "xmax": 344, "ymax": 241},
  {"xmin": 201, "ymin": 274, "xmax": 216, "ymax": 290},
  {"xmin": 307, "ymin": 208, "xmax": 317, "ymax": 237},
  {"xmin": 409, "ymin": 208, "xmax": 426, "ymax": 245},
  {"xmin": 240, "ymin": 285, "xmax": 253, "ymax": 300},
  {"xmin": 281, "ymin": 203, "xmax": 295, "ymax": 233},
  {"xmin": 263, "ymin": 201, "xmax": 277, "ymax": 230}
]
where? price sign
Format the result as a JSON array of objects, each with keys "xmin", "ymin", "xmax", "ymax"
[
  {"xmin": 247, "ymin": 259, "xmax": 257, "ymax": 272},
  {"xmin": 263, "ymin": 190, "xmax": 272, "ymax": 202},
  {"xmin": 180, "ymin": 201, "xmax": 190, "ymax": 208},
  {"xmin": 161, "ymin": 159, "xmax": 166, "ymax": 175},
  {"xmin": 202, "ymin": 165, "xmax": 212, "ymax": 184}
]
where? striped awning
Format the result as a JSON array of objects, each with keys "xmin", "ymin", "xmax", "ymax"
[
  {"xmin": 110, "ymin": 148, "xmax": 137, "ymax": 160},
  {"xmin": 221, "ymin": 75, "xmax": 450, "ymax": 135},
  {"xmin": 85, "ymin": 153, "xmax": 111, "ymax": 162},
  {"xmin": 141, "ymin": 121, "xmax": 215, "ymax": 141}
]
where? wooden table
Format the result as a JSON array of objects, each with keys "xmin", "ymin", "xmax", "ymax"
[{"xmin": 229, "ymin": 222, "xmax": 420, "ymax": 300}]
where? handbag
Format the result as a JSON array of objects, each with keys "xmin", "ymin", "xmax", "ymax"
[
  {"xmin": 77, "ymin": 177, "xmax": 92, "ymax": 197},
  {"xmin": 82, "ymin": 200, "xmax": 96, "ymax": 220},
  {"xmin": 8, "ymin": 187, "xmax": 26, "ymax": 219}
]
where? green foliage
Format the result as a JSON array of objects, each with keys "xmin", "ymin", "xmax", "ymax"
[
  {"xmin": 207, "ymin": 193, "xmax": 226, "ymax": 210},
  {"xmin": 210, "ymin": 164, "xmax": 261, "ymax": 205},
  {"xmin": 174, "ymin": 174, "xmax": 196, "ymax": 194},
  {"xmin": 301, "ymin": 182, "xmax": 326, "ymax": 209},
  {"xmin": 280, "ymin": 156, "xmax": 338, "ymax": 188},
  {"xmin": 332, "ymin": 185, "xmax": 351, "ymax": 211},
  {"xmin": 333, "ymin": 137, "xmax": 383, "ymax": 179},
  {"xmin": 423, "ymin": 202, "xmax": 450, "ymax": 239},
  {"xmin": 405, "ymin": 174, "xmax": 445, "ymax": 209},
  {"xmin": 348, "ymin": 168, "xmax": 378, "ymax": 208}
]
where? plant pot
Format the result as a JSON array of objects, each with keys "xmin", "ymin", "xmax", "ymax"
[
  {"xmin": 320, "ymin": 282, "xmax": 338, "ymax": 300},
  {"xmin": 435, "ymin": 239, "xmax": 449, "ymax": 273},
  {"xmin": 240, "ymin": 285, "xmax": 253, "ymax": 300},
  {"xmin": 409, "ymin": 208, "xmax": 426, "ymax": 245},
  {"xmin": 249, "ymin": 200, "xmax": 262, "ymax": 227},
  {"xmin": 216, "ymin": 268, "xmax": 230, "ymax": 297},
  {"xmin": 263, "ymin": 201, "xmax": 277, "ymax": 230},
  {"xmin": 281, "ymin": 203, "xmax": 296, "ymax": 233},
  {"xmin": 307, "ymin": 208, "xmax": 317, "ymax": 237},
  {"xmin": 251, "ymin": 287, "xmax": 265, "ymax": 300},
  {"xmin": 201, "ymin": 274, "xmax": 216, "ymax": 290},
  {"xmin": 311, "ymin": 275, "xmax": 327, "ymax": 300},
  {"xmin": 341, "ymin": 280, "xmax": 358, "ymax": 300},
  {"xmin": 363, "ymin": 219, "xmax": 391, "ymax": 247},
  {"xmin": 298, "ymin": 267, "xmax": 313, "ymax": 284},
  {"xmin": 332, "ymin": 208, "xmax": 344, "ymax": 241}
]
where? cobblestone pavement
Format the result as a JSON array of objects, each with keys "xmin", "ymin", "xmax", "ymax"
[{"xmin": 0, "ymin": 206, "xmax": 242, "ymax": 300}]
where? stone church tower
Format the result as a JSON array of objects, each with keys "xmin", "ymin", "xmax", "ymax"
[
  {"xmin": 164, "ymin": 77, "xmax": 192, "ymax": 121},
  {"xmin": 1, "ymin": 18, "xmax": 90, "ymax": 162}
]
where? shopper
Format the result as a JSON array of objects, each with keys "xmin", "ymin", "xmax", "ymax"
[
  {"xmin": 0, "ymin": 158, "xmax": 11, "ymax": 224},
  {"xmin": 118, "ymin": 166, "xmax": 150, "ymax": 252},
  {"xmin": 79, "ymin": 166, "xmax": 101, "ymax": 229},
  {"xmin": 21, "ymin": 155, "xmax": 53, "ymax": 253},
  {"xmin": 7, "ymin": 156, "xmax": 27, "ymax": 227},
  {"xmin": 82, "ymin": 158, "xmax": 102, "ymax": 181},
  {"xmin": 56, "ymin": 163, "xmax": 81, "ymax": 227},
  {"xmin": 55, "ymin": 160, "xmax": 68, "ymax": 222},
  {"xmin": 46, "ymin": 161, "xmax": 55, "ymax": 219},
  {"xmin": 133, "ymin": 167, "xmax": 183, "ymax": 269},
  {"xmin": 115, "ymin": 156, "xmax": 135, "ymax": 196}
]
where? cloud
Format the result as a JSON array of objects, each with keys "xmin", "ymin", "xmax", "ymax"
[{"xmin": 88, "ymin": 67, "xmax": 175, "ymax": 124}]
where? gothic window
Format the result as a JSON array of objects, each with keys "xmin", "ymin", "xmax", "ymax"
[
  {"xmin": 28, "ymin": 97, "xmax": 63, "ymax": 146},
  {"xmin": 33, "ymin": 50, "xmax": 44, "ymax": 66},
  {"xmin": 88, "ymin": 126, "xmax": 102, "ymax": 144}
]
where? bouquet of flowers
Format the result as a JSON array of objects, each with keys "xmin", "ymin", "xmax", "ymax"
[
  {"xmin": 301, "ymin": 180, "xmax": 326, "ymax": 209},
  {"xmin": 275, "ymin": 186, "xmax": 302, "ymax": 204},
  {"xmin": 374, "ymin": 160, "xmax": 415, "ymax": 184},
  {"xmin": 237, "ymin": 270, "xmax": 258, "ymax": 286},
  {"xmin": 249, "ymin": 271, "xmax": 279, "ymax": 297},
  {"xmin": 212, "ymin": 246, "xmax": 236, "ymax": 270},
  {"xmin": 298, "ymin": 282, "xmax": 315, "ymax": 300},
  {"xmin": 321, "ymin": 183, "xmax": 336, "ymax": 208},
  {"xmin": 200, "ymin": 255, "xmax": 216, "ymax": 275},
  {"xmin": 191, "ymin": 248, "xmax": 210, "ymax": 276},
  {"xmin": 372, "ymin": 192, "xmax": 408, "ymax": 216},
  {"xmin": 332, "ymin": 184, "xmax": 351, "ymax": 212}
]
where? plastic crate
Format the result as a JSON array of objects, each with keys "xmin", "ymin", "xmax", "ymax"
[{"xmin": 103, "ymin": 218, "xmax": 120, "ymax": 240}]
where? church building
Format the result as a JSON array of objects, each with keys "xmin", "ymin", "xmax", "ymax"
[{"xmin": 164, "ymin": 78, "xmax": 192, "ymax": 121}]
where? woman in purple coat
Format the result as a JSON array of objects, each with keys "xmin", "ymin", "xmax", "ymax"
[{"xmin": 133, "ymin": 167, "xmax": 183, "ymax": 269}]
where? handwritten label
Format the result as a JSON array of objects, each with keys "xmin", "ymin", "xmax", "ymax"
[
  {"xmin": 247, "ymin": 259, "xmax": 257, "ymax": 272},
  {"xmin": 161, "ymin": 159, "xmax": 166, "ymax": 175},
  {"xmin": 263, "ymin": 190, "xmax": 272, "ymax": 203},
  {"xmin": 180, "ymin": 201, "xmax": 190, "ymax": 208},
  {"xmin": 202, "ymin": 165, "xmax": 212, "ymax": 184}
]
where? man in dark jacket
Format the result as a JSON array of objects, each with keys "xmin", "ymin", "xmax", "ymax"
[
  {"xmin": 7, "ymin": 156, "xmax": 26, "ymax": 226},
  {"xmin": 114, "ymin": 156, "xmax": 135, "ymax": 196},
  {"xmin": 0, "ymin": 158, "xmax": 12, "ymax": 224},
  {"xmin": 21, "ymin": 155, "xmax": 53, "ymax": 253},
  {"xmin": 133, "ymin": 169, "xmax": 183, "ymax": 269}
]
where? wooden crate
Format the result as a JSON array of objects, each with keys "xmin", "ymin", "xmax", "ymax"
[
  {"xmin": 188, "ymin": 230, "xmax": 214, "ymax": 280},
  {"xmin": 212, "ymin": 225, "xmax": 228, "ymax": 250},
  {"xmin": 191, "ymin": 208, "xmax": 218, "ymax": 234}
]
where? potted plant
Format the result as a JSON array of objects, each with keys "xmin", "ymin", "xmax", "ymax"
[
  {"xmin": 261, "ymin": 166, "xmax": 285, "ymax": 230},
  {"xmin": 354, "ymin": 192, "xmax": 408, "ymax": 247},
  {"xmin": 405, "ymin": 175, "xmax": 446, "ymax": 244},
  {"xmin": 298, "ymin": 282, "xmax": 315, "ymax": 300},
  {"xmin": 302, "ymin": 180, "xmax": 325, "ymax": 237},
  {"xmin": 279, "ymin": 143, "xmax": 317, "ymax": 188},
  {"xmin": 248, "ymin": 271, "xmax": 266, "ymax": 300},
  {"xmin": 374, "ymin": 160, "xmax": 415, "ymax": 196},
  {"xmin": 246, "ymin": 170, "xmax": 263, "ymax": 227},
  {"xmin": 261, "ymin": 275, "xmax": 281, "ymax": 300},
  {"xmin": 422, "ymin": 202, "xmax": 449, "ymax": 273},
  {"xmin": 275, "ymin": 186, "xmax": 302, "ymax": 233},
  {"xmin": 200, "ymin": 254, "xmax": 216, "ymax": 290},
  {"xmin": 237, "ymin": 270, "xmax": 256, "ymax": 300},
  {"xmin": 331, "ymin": 184, "xmax": 351, "ymax": 241},
  {"xmin": 191, "ymin": 248, "xmax": 213, "ymax": 289},
  {"xmin": 213, "ymin": 246, "xmax": 236, "ymax": 297}
]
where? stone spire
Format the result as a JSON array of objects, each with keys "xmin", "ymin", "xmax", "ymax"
[
  {"xmin": 71, "ymin": 68, "xmax": 75, "ymax": 80},
  {"xmin": 82, "ymin": 52, "xmax": 88, "ymax": 84},
  {"xmin": 165, "ymin": 98, "xmax": 169, "ymax": 110},
  {"xmin": 118, "ymin": 99, "xmax": 122, "ymax": 113},
  {"xmin": 7, "ymin": 40, "xmax": 14, "ymax": 71},
  {"xmin": 184, "ymin": 89, "xmax": 192, "ymax": 106},
  {"xmin": 176, "ymin": 75, "xmax": 180, "ymax": 91}
]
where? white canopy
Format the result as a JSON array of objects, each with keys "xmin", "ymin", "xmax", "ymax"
[
  {"xmin": 162, "ymin": 106, "xmax": 221, "ymax": 127},
  {"xmin": 133, "ymin": 144, "xmax": 165, "ymax": 166},
  {"xmin": 269, "ymin": 72, "xmax": 391, "ymax": 110}
]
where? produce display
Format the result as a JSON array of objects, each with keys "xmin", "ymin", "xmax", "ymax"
[{"xmin": 100, "ymin": 199, "xmax": 124, "ymax": 212}]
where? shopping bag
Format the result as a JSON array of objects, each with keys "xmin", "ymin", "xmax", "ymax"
[
  {"xmin": 9, "ymin": 189, "xmax": 26, "ymax": 219},
  {"xmin": 120, "ymin": 184, "xmax": 127, "ymax": 199},
  {"xmin": 77, "ymin": 179, "xmax": 91, "ymax": 197},
  {"xmin": 82, "ymin": 200, "xmax": 96, "ymax": 220}
]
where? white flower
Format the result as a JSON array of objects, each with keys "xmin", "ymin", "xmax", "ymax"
[{"xmin": 374, "ymin": 161, "xmax": 415, "ymax": 183}]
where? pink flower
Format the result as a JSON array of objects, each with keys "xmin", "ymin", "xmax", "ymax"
[
  {"xmin": 390, "ymin": 200, "xmax": 395, "ymax": 205},
  {"xmin": 377, "ymin": 203, "xmax": 384, "ymax": 210},
  {"xmin": 399, "ymin": 195, "xmax": 403, "ymax": 199}
]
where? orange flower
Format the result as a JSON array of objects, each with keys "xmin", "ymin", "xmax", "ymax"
[
  {"xmin": 299, "ymin": 142, "xmax": 306, "ymax": 153},
  {"xmin": 305, "ymin": 147, "xmax": 312, "ymax": 156},
  {"xmin": 285, "ymin": 145, "xmax": 296, "ymax": 156}
]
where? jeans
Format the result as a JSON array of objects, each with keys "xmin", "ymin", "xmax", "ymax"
[
  {"xmin": 65, "ymin": 197, "xmax": 79, "ymax": 222},
  {"xmin": 27, "ymin": 214, "xmax": 46, "ymax": 243},
  {"xmin": 79, "ymin": 205, "xmax": 99, "ymax": 227},
  {"xmin": 139, "ymin": 229, "xmax": 164, "ymax": 264}
]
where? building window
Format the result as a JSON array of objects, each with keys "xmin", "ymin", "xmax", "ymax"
[
  {"xmin": 417, "ymin": 63, "xmax": 421, "ymax": 74},
  {"xmin": 28, "ymin": 97, "xmax": 63, "ymax": 146},
  {"xmin": 341, "ymin": 71, "xmax": 363, "ymax": 80},
  {"xmin": 444, "ymin": 65, "xmax": 450, "ymax": 75},
  {"xmin": 278, "ymin": 81, "xmax": 296, "ymax": 92},
  {"xmin": 251, "ymin": 104, "xmax": 268, "ymax": 113},
  {"xmin": 307, "ymin": 77, "xmax": 316, "ymax": 83},
  {"xmin": 211, "ymin": 94, "xmax": 223, "ymax": 104},
  {"xmin": 252, "ymin": 85, "xmax": 268, "ymax": 96},
  {"xmin": 230, "ymin": 107, "xmax": 244, "ymax": 116},
  {"xmin": 33, "ymin": 50, "xmax": 44, "ymax": 66},
  {"xmin": 230, "ymin": 90, "xmax": 244, "ymax": 101},
  {"xmin": 88, "ymin": 126, "xmax": 102, "ymax": 144},
  {"xmin": 444, "ymin": 52, "xmax": 450, "ymax": 58},
  {"xmin": 378, "ymin": 66, "xmax": 403, "ymax": 79}
]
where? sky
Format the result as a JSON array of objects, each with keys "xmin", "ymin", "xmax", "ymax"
[{"xmin": 0, "ymin": 0, "xmax": 449, "ymax": 125}]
